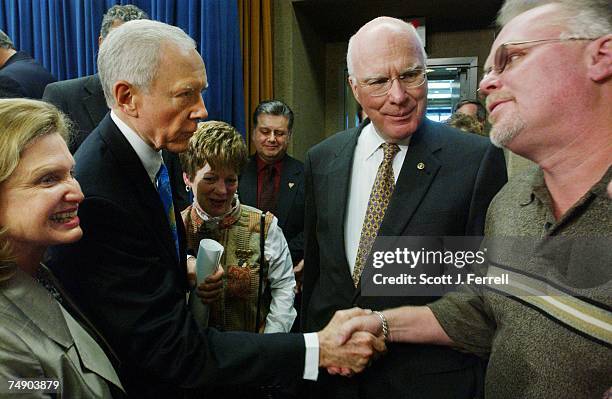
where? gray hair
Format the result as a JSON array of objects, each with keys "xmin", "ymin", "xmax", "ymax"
[
  {"xmin": 98, "ymin": 19, "xmax": 197, "ymax": 108},
  {"xmin": 99, "ymin": 4, "xmax": 148, "ymax": 39},
  {"xmin": 0, "ymin": 29, "xmax": 14, "ymax": 50},
  {"xmin": 253, "ymin": 100, "xmax": 294, "ymax": 132},
  {"xmin": 347, "ymin": 17, "xmax": 427, "ymax": 77},
  {"xmin": 497, "ymin": 0, "xmax": 611, "ymax": 39}
]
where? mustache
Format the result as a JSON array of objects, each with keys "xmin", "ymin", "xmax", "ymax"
[{"xmin": 486, "ymin": 92, "xmax": 515, "ymax": 111}]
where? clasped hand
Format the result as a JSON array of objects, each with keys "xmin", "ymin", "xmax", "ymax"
[
  {"xmin": 189, "ymin": 256, "xmax": 385, "ymax": 377},
  {"xmin": 318, "ymin": 308, "xmax": 387, "ymax": 377}
]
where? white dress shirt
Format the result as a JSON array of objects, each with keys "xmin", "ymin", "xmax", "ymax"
[
  {"xmin": 344, "ymin": 122, "xmax": 410, "ymax": 274},
  {"xmin": 111, "ymin": 110, "xmax": 163, "ymax": 186},
  {"xmin": 110, "ymin": 111, "xmax": 319, "ymax": 379}
]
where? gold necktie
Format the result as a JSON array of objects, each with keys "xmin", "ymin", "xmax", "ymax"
[{"xmin": 352, "ymin": 143, "xmax": 400, "ymax": 287}]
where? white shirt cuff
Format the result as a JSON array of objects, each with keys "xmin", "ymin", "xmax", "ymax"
[{"xmin": 302, "ymin": 333, "xmax": 319, "ymax": 381}]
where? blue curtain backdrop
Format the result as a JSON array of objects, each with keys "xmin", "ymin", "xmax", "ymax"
[{"xmin": 0, "ymin": 0, "xmax": 246, "ymax": 134}]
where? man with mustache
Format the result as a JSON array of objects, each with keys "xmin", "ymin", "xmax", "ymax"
[
  {"xmin": 335, "ymin": 1, "xmax": 612, "ymax": 398},
  {"xmin": 301, "ymin": 16, "xmax": 507, "ymax": 399}
]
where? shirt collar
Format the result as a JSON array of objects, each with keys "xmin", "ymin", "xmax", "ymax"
[
  {"xmin": 189, "ymin": 194, "xmax": 241, "ymax": 233},
  {"xmin": 518, "ymin": 164, "xmax": 612, "ymax": 207},
  {"xmin": 591, "ymin": 165, "xmax": 612, "ymax": 198},
  {"xmin": 111, "ymin": 110, "xmax": 163, "ymax": 185},
  {"xmin": 256, "ymin": 154, "xmax": 284, "ymax": 173},
  {"xmin": 360, "ymin": 122, "xmax": 411, "ymax": 161}
]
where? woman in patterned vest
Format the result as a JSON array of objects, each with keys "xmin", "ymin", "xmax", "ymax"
[{"xmin": 179, "ymin": 121, "xmax": 296, "ymax": 333}]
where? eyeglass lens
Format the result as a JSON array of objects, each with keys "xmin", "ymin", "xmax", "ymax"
[{"xmin": 494, "ymin": 45, "xmax": 507, "ymax": 74}]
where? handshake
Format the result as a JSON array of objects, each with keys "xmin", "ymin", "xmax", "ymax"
[
  {"xmin": 317, "ymin": 308, "xmax": 388, "ymax": 377},
  {"xmin": 190, "ymin": 260, "xmax": 389, "ymax": 376}
]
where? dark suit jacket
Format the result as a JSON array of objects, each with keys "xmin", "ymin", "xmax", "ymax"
[
  {"xmin": 49, "ymin": 115, "xmax": 306, "ymax": 398},
  {"xmin": 302, "ymin": 119, "xmax": 507, "ymax": 399},
  {"xmin": 43, "ymin": 74, "xmax": 108, "ymax": 152},
  {"xmin": 42, "ymin": 74, "xmax": 190, "ymax": 210},
  {"xmin": 0, "ymin": 51, "xmax": 56, "ymax": 99},
  {"xmin": 239, "ymin": 154, "xmax": 305, "ymax": 263}
]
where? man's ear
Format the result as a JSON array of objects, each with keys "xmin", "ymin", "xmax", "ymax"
[
  {"xmin": 348, "ymin": 76, "xmax": 361, "ymax": 102},
  {"xmin": 114, "ymin": 81, "xmax": 138, "ymax": 117},
  {"xmin": 587, "ymin": 34, "xmax": 612, "ymax": 82}
]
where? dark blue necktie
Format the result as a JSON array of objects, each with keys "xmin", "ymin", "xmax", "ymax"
[{"xmin": 156, "ymin": 163, "xmax": 179, "ymax": 259}]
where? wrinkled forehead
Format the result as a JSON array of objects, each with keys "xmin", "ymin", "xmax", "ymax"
[
  {"xmin": 485, "ymin": 4, "xmax": 566, "ymax": 69},
  {"xmin": 352, "ymin": 27, "xmax": 425, "ymax": 75}
]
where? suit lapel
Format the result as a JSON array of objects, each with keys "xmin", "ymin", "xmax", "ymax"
[
  {"xmin": 3, "ymin": 269, "xmax": 124, "ymax": 391},
  {"xmin": 326, "ymin": 126, "xmax": 362, "ymax": 285},
  {"xmin": 38, "ymin": 265, "xmax": 122, "ymax": 371},
  {"xmin": 83, "ymin": 75, "xmax": 109, "ymax": 131},
  {"xmin": 60, "ymin": 306, "xmax": 124, "ymax": 389},
  {"xmin": 99, "ymin": 116, "xmax": 179, "ymax": 265},
  {"xmin": 379, "ymin": 120, "xmax": 442, "ymax": 236},
  {"xmin": 275, "ymin": 156, "xmax": 299, "ymax": 225},
  {"xmin": 353, "ymin": 120, "xmax": 441, "ymax": 299},
  {"xmin": 3, "ymin": 269, "xmax": 73, "ymax": 349}
]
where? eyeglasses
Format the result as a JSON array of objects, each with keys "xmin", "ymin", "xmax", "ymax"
[
  {"xmin": 354, "ymin": 67, "xmax": 427, "ymax": 97},
  {"xmin": 485, "ymin": 37, "xmax": 596, "ymax": 76}
]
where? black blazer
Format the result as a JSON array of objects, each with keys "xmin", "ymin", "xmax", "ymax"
[
  {"xmin": 49, "ymin": 115, "xmax": 306, "ymax": 398},
  {"xmin": 43, "ymin": 74, "xmax": 108, "ymax": 152},
  {"xmin": 0, "ymin": 51, "xmax": 56, "ymax": 99},
  {"xmin": 239, "ymin": 154, "xmax": 305, "ymax": 263},
  {"xmin": 42, "ymin": 74, "xmax": 190, "ymax": 210},
  {"xmin": 302, "ymin": 119, "xmax": 507, "ymax": 399}
]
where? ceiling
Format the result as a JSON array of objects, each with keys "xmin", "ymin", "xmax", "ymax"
[{"xmin": 292, "ymin": 0, "xmax": 504, "ymax": 42}]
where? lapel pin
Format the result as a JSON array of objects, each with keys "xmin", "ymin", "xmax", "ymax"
[
  {"xmin": 417, "ymin": 162, "xmax": 425, "ymax": 170},
  {"xmin": 288, "ymin": 182, "xmax": 295, "ymax": 188}
]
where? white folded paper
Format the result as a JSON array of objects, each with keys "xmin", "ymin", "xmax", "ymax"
[
  {"xmin": 195, "ymin": 238, "xmax": 224, "ymax": 283},
  {"xmin": 190, "ymin": 238, "xmax": 224, "ymax": 328}
]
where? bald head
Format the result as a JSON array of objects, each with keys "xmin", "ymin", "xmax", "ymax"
[
  {"xmin": 347, "ymin": 17, "xmax": 426, "ymax": 76},
  {"xmin": 345, "ymin": 16, "xmax": 429, "ymax": 142}
]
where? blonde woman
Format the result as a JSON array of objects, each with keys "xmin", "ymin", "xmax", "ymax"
[
  {"xmin": 0, "ymin": 99, "xmax": 123, "ymax": 398},
  {"xmin": 180, "ymin": 121, "xmax": 296, "ymax": 333}
]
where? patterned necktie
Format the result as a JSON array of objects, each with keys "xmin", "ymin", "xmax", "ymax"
[
  {"xmin": 352, "ymin": 143, "xmax": 400, "ymax": 287},
  {"xmin": 156, "ymin": 163, "xmax": 180, "ymax": 259},
  {"xmin": 259, "ymin": 164, "xmax": 277, "ymax": 213}
]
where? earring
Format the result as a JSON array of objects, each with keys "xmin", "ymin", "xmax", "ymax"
[{"xmin": 185, "ymin": 185, "xmax": 191, "ymax": 192}]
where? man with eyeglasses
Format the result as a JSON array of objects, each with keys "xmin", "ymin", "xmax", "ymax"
[
  {"xmin": 301, "ymin": 16, "xmax": 507, "ymax": 399},
  {"xmin": 48, "ymin": 19, "xmax": 386, "ymax": 399},
  {"xmin": 334, "ymin": 1, "xmax": 612, "ymax": 398}
]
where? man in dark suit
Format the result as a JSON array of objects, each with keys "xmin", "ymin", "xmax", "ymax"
[
  {"xmin": 49, "ymin": 19, "xmax": 383, "ymax": 399},
  {"xmin": 0, "ymin": 29, "xmax": 56, "ymax": 99},
  {"xmin": 43, "ymin": 5, "xmax": 148, "ymax": 152},
  {"xmin": 239, "ymin": 99, "xmax": 306, "ymax": 331},
  {"xmin": 42, "ymin": 5, "xmax": 189, "ymax": 210},
  {"xmin": 240, "ymin": 100, "xmax": 305, "ymax": 264},
  {"xmin": 301, "ymin": 17, "xmax": 507, "ymax": 399},
  {"xmin": 43, "ymin": 74, "xmax": 107, "ymax": 151},
  {"xmin": 335, "ymin": 2, "xmax": 612, "ymax": 398}
]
